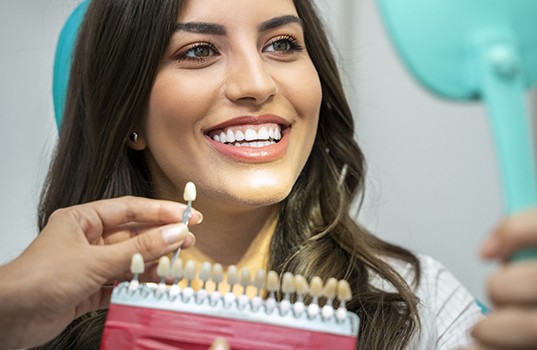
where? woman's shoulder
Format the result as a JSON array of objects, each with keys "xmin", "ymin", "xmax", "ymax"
[
  {"xmin": 386, "ymin": 253, "xmax": 484, "ymax": 349},
  {"xmin": 386, "ymin": 253, "xmax": 481, "ymax": 314},
  {"xmin": 386, "ymin": 252, "xmax": 450, "ymax": 283}
]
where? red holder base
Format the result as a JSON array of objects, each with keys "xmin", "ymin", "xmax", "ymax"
[{"xmin": 101, "ymin": 304, "xmax": 358, "ymax": 350}]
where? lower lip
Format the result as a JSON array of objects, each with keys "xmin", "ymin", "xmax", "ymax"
[{"xmin": 206, "ymin": 130, "xmax": 289, "ymax": 163}]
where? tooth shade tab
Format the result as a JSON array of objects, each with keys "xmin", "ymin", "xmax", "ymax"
[
  {"xmin": 227, "ymin": 265, "xmax": 238, "ymax": 286},
  {"xmin": 184, "ymin": 260, "xmax": 197, "ymax": 282},
  {"xmin": 281, "ymin": 272, "xmax": 295, "ymax": 294},
  {"xmin": 212, "ymin": 263, "xmax": 224, "ymax": 284},
  {"xmin": 337, "ymin": 280, "xmax": 352, "ymax": 302},
  {"xmin": 323, "ymin": 277, "xmax": 338, "ymax": 302},
  {"xmin": 183, "ymin": 182, "xmax": 197, "ymax": 201},
  {"xmin": 157, "ymin": 256, "xmax": 171, "ymax": 278},
  {"xmin": 266, "ymin": 270, "xmax": 280, "ymax": 293},
  {"xmin": 240, "ymin": 268, "xmax": 251, "ymax": 289},
  {"xmin": 130, "ymin": 253, "xmax": 145, "ymax": 275},
  {"xmin": 309, "ymin": 276, "xmax": 324, "ymax": 298},
  {"xmin": 294, "ymin": 274, "xmax": 309, "ymax": 296},
  {"xmin": 199, "ymin": 262, "xmax": 212, "ymax": 282},
  {"xmin": 253, "ymin": 269, "xmax": 266, "ymax": 296},
  {"xmin": 171, "ymin": 258, "xmax": 183, "ymax": 279}
]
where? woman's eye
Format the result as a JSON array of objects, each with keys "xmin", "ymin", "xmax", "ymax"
[
  {"xmin": 178, "ymin": 43, "xmax": 218, "ymax": 61},
  {"xmin": 269, "ymin": 39, "xmax": 292, "ymax": 52},
  {"xmin": 264, "ymin": 36, "xmax": 304, "ymax": 53}
]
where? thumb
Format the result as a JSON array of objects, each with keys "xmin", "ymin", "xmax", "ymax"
[{"xmin": 102, "ymin": 223, "xmax": 194, "ymax": 275}]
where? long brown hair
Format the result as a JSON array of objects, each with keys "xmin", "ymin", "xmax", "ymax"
[{"xmin": 36, "ymin": 0, "xmax": 421, "ymax": 349}]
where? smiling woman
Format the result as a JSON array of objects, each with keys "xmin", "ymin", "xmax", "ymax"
[
  {"xmin": 33, "ymin": 0, "xmax": 483, "ymax": 349},
  {"xmin": 141, "ymin": 1, "xmax": 321, "ymax": 209}
]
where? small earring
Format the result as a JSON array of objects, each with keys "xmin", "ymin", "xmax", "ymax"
[{"xmin": 129, "ymin": 132, "xmax": 139, "ymax": 143}]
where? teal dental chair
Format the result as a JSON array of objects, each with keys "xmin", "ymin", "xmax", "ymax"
[{"xmin": 53, "ymin": 0, "xmax": 89, "ymax": 128}]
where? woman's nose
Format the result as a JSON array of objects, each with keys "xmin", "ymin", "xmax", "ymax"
[{"xmin": 224, "ymin": 52, "xmax": 278, "ymax": 105}]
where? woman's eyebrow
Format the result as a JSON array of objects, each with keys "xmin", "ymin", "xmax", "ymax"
[
  {"xmin": 174, "ymin": 15, "xmax": 303, "ymax": 36},
  {"xmin": 174, "ymin": 22, "xmax": 226, "ymax": 35},
  {"xmin": 258, "ymin": 15, "xmax": 303, "ymax": 32}
]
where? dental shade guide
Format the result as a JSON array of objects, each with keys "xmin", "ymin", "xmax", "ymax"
[
  {"xmin": 102, "ymin": 256, "xmax": 360, "ymax": 349},
  {"xmin": 103, "ymin": 180, "xmax": 359, "ymax": 348}
]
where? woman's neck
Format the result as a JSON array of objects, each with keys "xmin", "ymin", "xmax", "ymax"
[
  {"xmin": 176, "ymin": 201, "xmax": 278, "ymax": 296},
  {"xmin": 180, "ymin": 201, "xmax": 278, "ymax": 271}
]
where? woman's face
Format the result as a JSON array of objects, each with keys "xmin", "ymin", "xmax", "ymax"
[{"xmin": 141, "ymin": 0, "xmax": 322, "ymax": 210}]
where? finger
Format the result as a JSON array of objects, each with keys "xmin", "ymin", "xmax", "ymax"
[
  {"xmin": 102, "ymin": 223, "xmax": 163, "ymax": 245},
  {"xmin": 481, "ymin": 209, "xmax": 537, "ymax": 260},
  {"xmin": 99, "ymin": 223, "xmax": 195, "ymax": 277},
  {"xmin": 67, "ymin": 196, "xmax": 202, "ymax": 243},
  {"xmin": 209, "ymin": 338, "xmax": 230, "ymax": 350},
  {"xmin": 488, "ymin": 261, "xmax": 537, "ymax": 306},
  {"xmin": 471, "ymin": 308, "xmax": 537, "ymax": 348}
]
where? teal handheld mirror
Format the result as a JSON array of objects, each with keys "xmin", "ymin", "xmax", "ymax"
[{"xmin": 377, "ymin": 0, "xmax": 537, "ymax": 260}]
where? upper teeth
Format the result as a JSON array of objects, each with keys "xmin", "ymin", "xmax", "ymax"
[{"xmin": 212, "ymin": 126, "xmax": 282, "ymax": 145}]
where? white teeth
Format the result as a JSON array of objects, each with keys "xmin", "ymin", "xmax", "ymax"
[
  {"xmin": 235, "ymin": 130, "xmax": 245, "ymax": 141},
  {"xmin": 258, "ymin": 127, "xmax": 269, "ymax": 140},
  {"xmin": 212, "ymin": 126, "xmax": 282, "ymax": 147},
  {"xmin": 244, "ymin": 129, "xmax": 257, "ymax": 141},
  {"xmin": 226, "ymin": 129, "xmax": 235, "ymax": 143}
]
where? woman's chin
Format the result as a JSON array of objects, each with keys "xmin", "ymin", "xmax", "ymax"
[{"xmin": 204, "ymin": 177, "xmax": 295, "ymax": 210}]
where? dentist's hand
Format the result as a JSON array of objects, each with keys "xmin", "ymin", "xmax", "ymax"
[
  {"xmin": 467, "ymin": 209, "xmax": 537, "ymax": 349},
  {"xmin": 0, "ymin": 196, "xmax": 202, "ymax": 350}
]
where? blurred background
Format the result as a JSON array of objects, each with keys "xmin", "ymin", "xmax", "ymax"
[{"xmin": 2, "ymin": 0, "xmax": 536, "ymax": 303}]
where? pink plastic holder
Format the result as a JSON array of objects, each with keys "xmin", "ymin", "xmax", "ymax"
[{"xmin": 100, "ymin": 282, "xmax": 359, "ymax": 350}]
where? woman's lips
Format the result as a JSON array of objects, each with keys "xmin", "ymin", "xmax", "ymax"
[
  {"xmin": 204, "ymin": 115, "xmax": 291, "ymax": 163},
  {"xmin": 206, "ymin": 128, "xmax": 289, "ymax": 163}
]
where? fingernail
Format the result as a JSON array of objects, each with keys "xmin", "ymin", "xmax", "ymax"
[
  {"xmin": 161, "ymin": 223, "xmax": 188, "ymax": 244},
  {"xmin": 184, "ymin": 232, "xmax": 196, "ymax": 247},
  {"xmin": 196, "ymin": 211, "xmax": 203, "ymax": 224}
]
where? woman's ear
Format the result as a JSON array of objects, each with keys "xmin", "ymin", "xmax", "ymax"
[{"xmin": 127, "ymin": 131, "xmax": 147, "ymax": 151}]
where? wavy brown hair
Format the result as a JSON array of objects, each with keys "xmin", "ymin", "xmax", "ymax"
[{"xmin": 35, "ymin": 0, "xmax": 421, "ymax": 349}]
